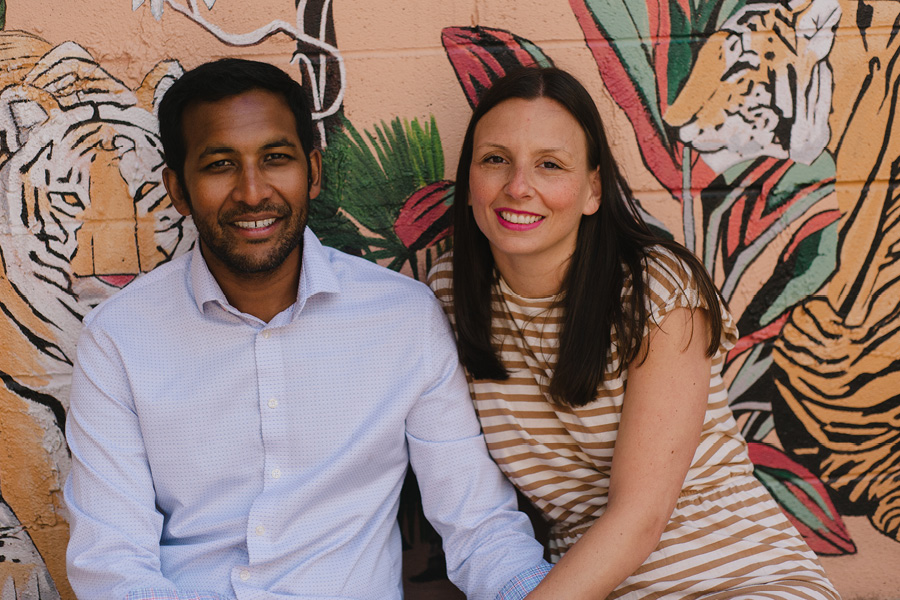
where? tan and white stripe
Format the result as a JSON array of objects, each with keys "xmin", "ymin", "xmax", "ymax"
[{"xmin": 428, "ymin": 248, "xmax": 839, "ymax": 598}]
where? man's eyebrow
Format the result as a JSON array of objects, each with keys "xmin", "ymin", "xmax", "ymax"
[
  {"xmin": 262, "ymin": 138, "xmax": 299, "ymax": 150},
  {"xmin": 198, "ymin": 145, "xmax": 234, "ymax": 159},
  {"xmin": 197, "ymin": 138, "xmax": 299, "ymax": 159}
]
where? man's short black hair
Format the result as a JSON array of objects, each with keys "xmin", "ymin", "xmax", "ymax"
[{"xmin": 158, "ymin": 58, "xmax": 315, "ymax": 187}]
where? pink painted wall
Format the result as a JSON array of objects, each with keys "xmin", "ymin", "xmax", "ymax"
[{"xmin": 0, "ymin": 1, "xmax": 898, "ymax": 598}]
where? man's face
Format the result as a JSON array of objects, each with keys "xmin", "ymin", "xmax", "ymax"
[{"xmin": 163, "ymin": 89, "xmax": 321, "ymax": 279}]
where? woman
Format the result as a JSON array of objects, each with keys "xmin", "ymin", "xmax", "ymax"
[{"xmin": 428, "ymin": 67, "xmax": 840, "ymax": 599}]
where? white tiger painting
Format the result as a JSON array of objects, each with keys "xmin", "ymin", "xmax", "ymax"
[{"xmin": 0, "ymin": 31, "xmax": 195, "ymax": 599}]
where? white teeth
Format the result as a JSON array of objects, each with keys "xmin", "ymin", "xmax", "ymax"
[
  {"xmin": 500, "ymin": 211, "xmax": 542, "ymax": 225},
  {"xmin": 234, "ymin": 218, "xmax": 276, "ymax": 229}
]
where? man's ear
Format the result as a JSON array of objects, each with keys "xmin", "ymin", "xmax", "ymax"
[
  {"xmin": 163, "ymin": 167, "xmax": 191, "ymax": 217},
  {"xmin": 307, "ymin": 148, "xmax": 323, "ymax": 200},
  {"xmin": 584, "ymin": 167, "xmax": 601, "ymax": 216}
]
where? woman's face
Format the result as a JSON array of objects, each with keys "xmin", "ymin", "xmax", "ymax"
[{"xmin": 468, "ymin": 97, "xmax": 600, "ymax": 283}]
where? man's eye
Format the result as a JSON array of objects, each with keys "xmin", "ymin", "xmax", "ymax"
[
  {"xmin": 204, "ymin": 160, "xmax": 231, "ymax": 170},
  {"xmin": 541, "ymin": 161, "xmax": 561, "ymax": 169},
  {"xmin": 266, "ymin": 153, "xmax": 293, "ymax": 162}
]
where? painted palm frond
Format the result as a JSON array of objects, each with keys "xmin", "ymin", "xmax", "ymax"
[{"xmin": 315, "ymin": 114, "xmax": 450, "ymax": 278}]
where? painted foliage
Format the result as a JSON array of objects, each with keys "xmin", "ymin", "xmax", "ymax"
[{"xmin": 0, "ymin": 0, "xmax": 899, "ymax": 598}]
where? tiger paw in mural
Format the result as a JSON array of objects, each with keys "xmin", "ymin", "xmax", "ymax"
[
  {"xmin": 0, "ymin": 30, "xmax": 196, "ymax": 598},
  {"xmin": 773, "ymin": 0, "xmax": 900, "ymax": 540},
  {"xmin": 0, "ymin": 501, "xmax": 60, "ymax": 600}
]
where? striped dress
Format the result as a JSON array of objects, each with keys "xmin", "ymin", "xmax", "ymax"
[{"xmin": 428, "ymin": 249, "xmax": 839, "ymax": 599}]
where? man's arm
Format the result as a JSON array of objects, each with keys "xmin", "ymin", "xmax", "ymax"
[
  {"xmin": 65, "ymin": 322, "xmax": 229, "ymax": 600},
  {"xmin": 405, "ymin": 299, "xmax": 549, "ymax": 600}
]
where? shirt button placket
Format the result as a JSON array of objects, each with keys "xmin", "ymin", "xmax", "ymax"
[{"xmin": 253, "ymin": 324, "xmax": 287, "ymax": 566}]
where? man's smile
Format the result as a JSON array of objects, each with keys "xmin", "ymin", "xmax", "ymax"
[{"xmin": 233, "ymin": 217, "xmax": 278, "ymax": 230}]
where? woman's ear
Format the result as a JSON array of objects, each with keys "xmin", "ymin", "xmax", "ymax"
[{"xmin": 584, "ymin": 167, "xmax": 601, "ymax": 216}]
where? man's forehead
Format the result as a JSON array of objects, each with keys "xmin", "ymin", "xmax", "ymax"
[{"xmin": 180, "ymin": 89, "xmax": 302, "ymax": 153}]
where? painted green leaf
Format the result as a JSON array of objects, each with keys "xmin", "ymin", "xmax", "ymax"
[
  {"xmin": 579, "ymin": 0, "xmax": 662, "ymax": 136},
  {"xmin": 714, "ymin": 0, "xmax": 752, "ymax": 29},
  {"xmin": 665, "ymin": 0, "xmax": 694, "ymax": 107},
  {"xmin": 750, "ymin": 442, "xmax": 855, "ymax": 555},
  {"xmin": 1, "ymin": 0, "xmax": 6, "ymax": 30}
]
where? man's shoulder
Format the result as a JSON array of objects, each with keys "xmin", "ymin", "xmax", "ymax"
[
  {"xmin": 83, "ymin": 252, "xmax": 192, "ymax": 329},
  {"xmin": 322, "ymin": 244, "xmax": 437, "ymax": 306}
]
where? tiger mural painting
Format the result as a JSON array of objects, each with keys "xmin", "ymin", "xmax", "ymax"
[
  {"xmin": 664, "ymin": 0, "xmax": 840, "ymax": 173},
  {"xmin": 772, "ymin": 0, "xmax": 900, "ymax": 544},
  {"xmin": 665, "ymin": 0, "xmax": 900, "ymax": 547},
  {"xmin": 0, "ymin": 31, "xmax": 195, "ymax": 598},
  {"xmin": 662, "ymin": 0, "xmax": 841, "ymax": 431}
]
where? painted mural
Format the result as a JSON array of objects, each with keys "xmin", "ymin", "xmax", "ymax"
[{"xmin": 0, "ymin": 0, "xmax": 898, "ymax": 598}]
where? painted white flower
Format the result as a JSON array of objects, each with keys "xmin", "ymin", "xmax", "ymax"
[
  {"xmin": 132, "ymin": 0, "xmax": 215, "ymax": 20},
  {"xmin": 132, "ymin": 0, "xmax": 165, "ymax": 20}
]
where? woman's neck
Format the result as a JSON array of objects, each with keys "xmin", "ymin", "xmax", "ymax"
[{"xmin": 493, "ymin": 253, "xmax": 568, "ymax": 298}]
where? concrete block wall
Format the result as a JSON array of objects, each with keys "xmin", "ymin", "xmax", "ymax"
[{"xmin": 0, "ymin": 1, "xmax": 897, "ymax": 597}]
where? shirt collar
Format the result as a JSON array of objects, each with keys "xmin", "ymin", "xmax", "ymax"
[{"xmin": 189, "ymin": 227, "xmax": 340, "ymax": 320}]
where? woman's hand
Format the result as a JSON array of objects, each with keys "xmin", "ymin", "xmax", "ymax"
[{"xmin": 525, "ymin": 307, "xmax": 712, "ymax": 599}]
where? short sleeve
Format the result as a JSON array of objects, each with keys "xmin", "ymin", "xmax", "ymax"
[{"xmin": 638, "ymin": 247, "xmax": 738, "ymax": 355}]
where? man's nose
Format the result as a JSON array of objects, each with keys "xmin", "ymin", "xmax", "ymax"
[{"xmin": 234, "ymin": 166, "xmax": 270, "ymax": 206}]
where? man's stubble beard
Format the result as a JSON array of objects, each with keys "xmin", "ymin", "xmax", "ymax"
[{"xmin": 190, "ymin": 198, "xmax": 308, "ymax": 276}]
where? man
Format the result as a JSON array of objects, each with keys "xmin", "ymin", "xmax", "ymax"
[{"xmin": 64, "ymin": 59, "xmax": 549, "ymax": 600}]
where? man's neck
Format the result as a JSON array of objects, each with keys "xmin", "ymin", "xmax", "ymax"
[{"xmin": 201, "ymin": 244, "xmax": 302, "ymax": 323}]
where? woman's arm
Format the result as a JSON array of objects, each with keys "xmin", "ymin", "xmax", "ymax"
[{"xmin": 525, "ymin": 307, "xmax": 712, "ymax": 599}]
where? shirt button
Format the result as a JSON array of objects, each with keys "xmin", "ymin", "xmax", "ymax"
[
  {"xmin": 271, "ymin": 468, "xmax": 282, "ymax": 479},
  {"xmin": 262, "ymin": 330, "xmax": 270, "ymax": 339},
  {"xmin": 268, "ymin": 398, "xmax": 278, "ymax": 409},
  {"xmin": 255, "ymin": 525, "xmax": 265, "ymax": 536},
  {"xmin": 240, "ymin": 569, "xmax": 250, "ymax": 581}
]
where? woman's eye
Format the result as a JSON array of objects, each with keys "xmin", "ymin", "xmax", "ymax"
[
  {"xmin": 541, "ymin": 160, "xmax": 561, "ymax": 169},
  {"xmin": 483, "ymin": 155, "xmax": 506, "ymax": 165}
]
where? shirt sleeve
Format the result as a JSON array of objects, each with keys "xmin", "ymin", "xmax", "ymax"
[
  {"xmin": 64, "ymin": 322, "xmax": 227, "ymax": 600},
  {"xmin": 404, "ymin": 297, "xmax": 547, "ymax": 600},
  {"xmin": 125, "ymin": 591, "xmax": 231, "ymax": 600},
  {"xmin": 494, "ymin": 562, "xmax": 553, "ymax": 600}
]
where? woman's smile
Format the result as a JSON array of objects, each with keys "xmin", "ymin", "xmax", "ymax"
[{"xmin": 496, "ymin": 208, "xmax": 545, "ymax": 229}]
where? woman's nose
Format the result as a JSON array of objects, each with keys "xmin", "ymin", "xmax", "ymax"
[{"xmin": 504, "ymin": 165, "xmax": 533, "ymax": 199}]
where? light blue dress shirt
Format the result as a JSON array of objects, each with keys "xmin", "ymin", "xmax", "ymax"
[{"xmin": 65, "ymin": 228, "xmax": 548, "ymax": 600}]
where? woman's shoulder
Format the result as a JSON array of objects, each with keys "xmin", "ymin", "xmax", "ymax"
[
  {"xmin": 623, "ymin": 245, "xmax": 697, "ymax": 310},
  {"xmin": 426, "ymin": 250, "xmax": 455, "ymax": 311},
  {"xmin": 638, "ymin": 244, "xmax": 738, "ymax": 347}
]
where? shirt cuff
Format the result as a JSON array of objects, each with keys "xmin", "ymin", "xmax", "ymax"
[
  {"xmin": 125, "ymin": 590, "xmax": 232, "ymax": 600},
  {"xmin": 495, "ymin": 561, "xmax": 552, "ymax": 600}
]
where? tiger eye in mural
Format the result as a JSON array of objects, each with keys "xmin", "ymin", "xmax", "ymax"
[{"xmin": 0, "ymin": 30, "xmax": 195, "ymax": 598}]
